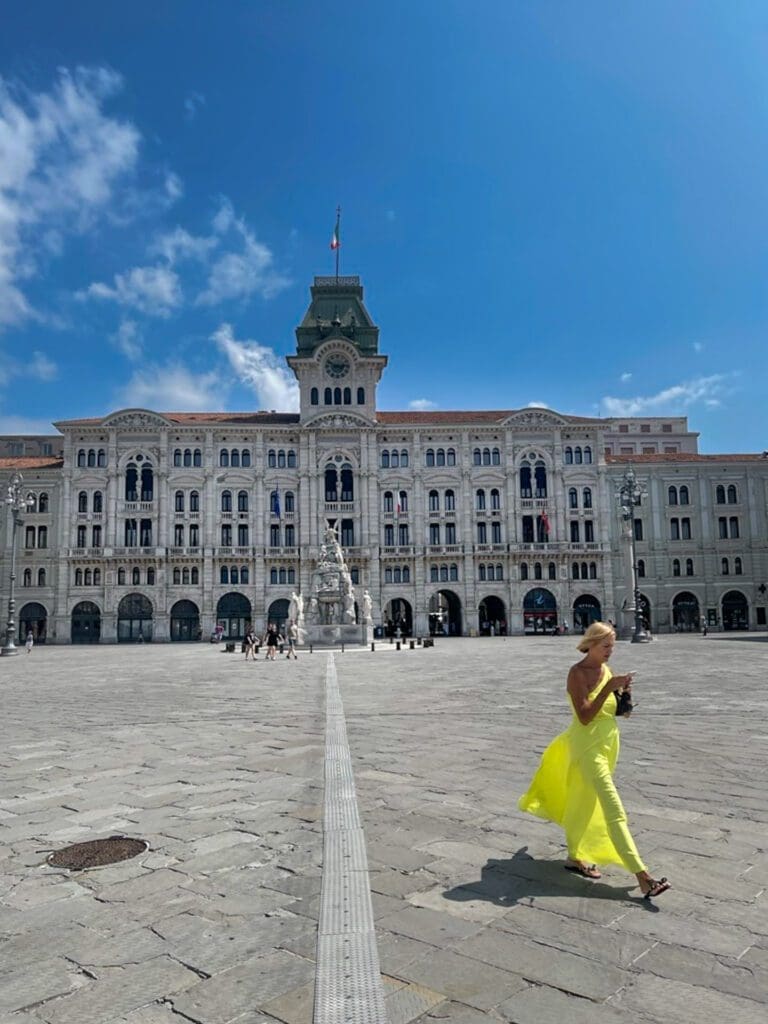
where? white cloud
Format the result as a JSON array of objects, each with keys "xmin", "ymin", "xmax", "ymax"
[
  {"xmin": 0, "ymin": 66, "xmax": 141, "ymax": 329},
  {"xmin": 692, "ymin": 341, "xmax": 704, "ymax": 353},
  {"xmin": 183, "ymin": 91, "xmax": 205, "ymax": 121},
  {"xmin": 620, "ymin": 372, "xmax": 632, "ymax": 382},
  {"xmin": 150, "ymin": 226, "xmax": 215, "ymax": 264},
  {"xmin": 111, "ymin": 319, "xmax": 142, "ymax": 361},
  {"xmin": 600, "ymin": 374, "xmax": 730, "ymax": 417},
  {"xmin": 29, "ymin": 350, "xmax": 57, "ymax": 381},
  {"xmin": 84, "ymin": 264, "xmax": 182, "ymax": 316},
  {"xmin": 213, "ymin": 323, "xmax": 299, "ymax": 412},
  {"xmin": 527, "ymin": 400, "xmax": 548, "ymax": 409},
  {"xmin": 117, "ymin": 363, "xmax": 222, "ymax": 410},
  {"xmin": 409, "ymin": 398, "xmax": 438, "ymax": 411},
  {"xmin": 0, "ymin": 347, "xmax": 57, "ymax": 383},
  {"xmin": 0, "ymin": 414, "xmax": 57, "ymax": 434}
]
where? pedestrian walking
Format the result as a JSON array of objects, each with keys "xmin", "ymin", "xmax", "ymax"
[
  {"xmin": 263, "ymin": 623, "xmax": 280, "ymax": 661},
  {"xmin": 518, "ymin": 621, "xmax": 670, "ymax": 900},
  {"xmin": 243, "ymin": 629, "xmax": 256, "ymax": 661},
  {"xmin": 286, "ymin": 619, "xmax": 299, "ymax": 658},
  {"xmin": 25, "ymin": 630, "xmax": 34, "ymax": 654}
]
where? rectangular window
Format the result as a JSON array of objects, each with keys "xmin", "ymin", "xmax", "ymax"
[
  {"xmin": 125, "ymin": 519, "xmax": 137, "ymax": 546},
  {"xmin": 10, "ymin": 442, "xmax": 24, "ymax": 456},
  {"xmin": 189, "ymin": 524, "xmax": 199, "ymax": 547},
  {"xmin": 522, "ymin": 516, "xmax": 534, "ymax": 543},
  {"xmin": 398, "ymin": 523, "xmax": 408, "ymax": 546},
  {"xmin": 341, "ymin": 519, "xmax": 354, "ymax": 546},
  {"xmin": 718, "ymin": 516, "xmax": 728, "ymax": 539},
  {"xmin": 640, "ymin": 424, "xmax": 651, "ymax": 433},
  {"xmin": 42, "ymin": 442, "xmax": 53, "ymax": 455},
  {"xmin": 618, "ymin": 424, "xmax": 629, "ymax": 433},
  {"xmin": 477, "ymin": 522, "xmax": 487, "ymax": 544},
  {"xmin": 664, "ymin": 445, "xmax": 678, "ymax": 454},
  {"xmin": 570, "ymin": 520, "xmax": 580, "ymax": 543},
  {"xmin": 670, "ymin": 518, "xmax": 679, "ymax": 540},
  {"xmin": 174, "ymin": 524, "xmax": 184, "ymax": 545},
  {"xmin": 384, "ymin": 524, "xmax": 394, "ymax": 546},
  {"xmin": 491, "ymin": 522, "xmax": 502, "ymax": 544},
  {"xmin": 729, "ymin": 516, "xmax": 740, "ymax": 539},
  {"xmin": 584, "ymin": 520, "xmax": 594, "ymax": 542},
  {"xmin": 445, "ymin": 522, "xmax": 456, "ymax": 544},
  {"xmin": 429, "ymin": 523, "xmax": 440, "ymax": 545},
  {"xmin": 662, "ymin": 424, "xmax": 673, "ymax": 432},
  {"xmin": 237, "ymin": 524, "xmax": 249, "ymax": 546},
  {"xmin": 269, "ymin": 524, "xmax": 279, "ymax": 547},
  {"xmin": 222, "ymin": 524, "xmax": 233, "ymax": 546},
  {"xmin": 620, "ymin": 446, "xmax": 634, "ymax": 454},
  {"xmin": 642, "ymin": 446, "xmax": 656, "ymax": 454},
  {"xmin": 681, "ymin": 517, "xmax": 691, "ymax": 540},
  {"xmin": 634, "ymin": 518, "xmax": 643, "ymax": 541}
]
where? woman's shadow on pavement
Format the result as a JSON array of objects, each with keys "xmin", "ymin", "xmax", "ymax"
[{"xmin": 443, "ymin": 846, "xmax": 655, "ymax": 911}]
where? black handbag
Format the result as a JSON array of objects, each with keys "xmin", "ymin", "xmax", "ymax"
[{"xmin": 615, "ymin": 689, "xmax": 634, "ymax": 717}]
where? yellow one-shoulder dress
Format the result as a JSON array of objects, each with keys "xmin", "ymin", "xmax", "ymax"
[{"xmin": 518, "ymin": 665, "xmax": 646, "ymax": 872}]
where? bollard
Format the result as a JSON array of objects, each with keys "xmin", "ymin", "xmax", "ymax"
[
  {"xmin": 409, "ymin": 639, "xmax": 415, "ymax": 650},
  {"xmin": 389, "ymin": 635, "xmax": 393, "ymax": 644},
  {"xmin": 371, "ymin": 642, "xmax": 375, "ymax": 652},
  {"xmin": 396, "ymin": 641, "xmax": 401, "ymax": 651},
  {"xmin": 309, "ymin": 642, "xmax": 313, "ymax": 654},
  {"xmin": 341, "ymin": 642, "xmax": 345, "ymax": 654},
  {"xmin": 417, "ymin": 637, "xmax": 422, "ymax": 646}
]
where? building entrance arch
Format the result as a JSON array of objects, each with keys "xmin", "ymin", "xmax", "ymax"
[
  {"xmin": 117, "ymin": 594, "xmax": 153, "ymax": 642},
  {"xmin": 573, "ymin": 594, "xmax": 602, "ymax": 632},
  {"xmin": 672, "ymin": 592, "xmax": 700, "ymax": 632},
  {"xmin": 216, "ymin": 592, "xmax": 252, "ymax": 640},
  {"xmin": 478, "ymin": 596, "xmax": 506, "ymax": 635},
  {"xmin": 523, "ymin": 588, "xmax": 557, "ymax": 634},
  {"xmin": 170, "ymin": 600, "xmax": 200, "ymax": 642},
  {"xmin": 19, "ymin": 602, "xmax": 47, "ymax": 644},
  {"xmin": 267, "ymin": 599, "xmax": 290, "ymax": 634},
  {"xmin": 384, "ymin": 598, "xmax": 412, "ymax": 638},
  {"xmin": 71, "ymin": 601, "xmax": 101, "ymax": 644},
  {"xmin": 428, "ymin": 590, "xmax": 462, "ymax": 636},
  {"xmin": 722, "ymin": 590, "xmax": 748, "ymax": 630}
]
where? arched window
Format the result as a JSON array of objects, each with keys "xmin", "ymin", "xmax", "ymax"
[
  {"xmin": 589, "ymin": 562, "xmax": 597, "ymax": 579},
  {"xmin": 357, "ymin": 387, "xmax": 365, "ymax": 404},
  {"xmin": 285, "ymin": 524, "xmax": 295, "ymax": 546},
  {"xmin": 473, "ymin": 448, "xmax": 481, "ymax": 465},
  {"xmin": 564, "ymin": 447, "xmax": 573, "ymax": 465},
  {"xmin": 231, "ymin": 449, "xmax": 240, "ymax": 468},
  {"xmin": 175, "ymin": 490, "xmax": 184, "ymax": 512},
  {"xmin": 311, "ymin": 387, "xmax": 319, "ymax": 405},
  {"xmin": 548, "ymin": 562, "xmax": 556, "ymax": 580},
  {"xmin": 402, "ymin": 566, "xmax": 410, "ymax": 583},
  {"xmin": 230, "ymin": 566, "xmax": 239, "ymax": 585},
  {"xmin": 679, "ymin": 485, "xmax": 689, "ymax": 505},
  {"xmin": 288, "ymin": 568, "xmax": 296, "ymax": 584},
  {"xmin": 282, "ymin": 491, "xmax": 293, "ymax": 513},
  {"xmin": 476, "ymin": 489, "xmax": 486, "ymax": 511},
  {"xmin": 324, "ymin": 387, "xmax": 332, "ymax": 404},
  {"xmin": 492, "ymin": 448, "xmax": 500, "ymax": 465},
  {"xmin": 440, "ymin": 565, "xmax": 448, "ymax": 582},
  {"xmin": 425, "ymin": 449, "xmax": 435, "ymax": 467},
  {"xmin": 191, "ymin": 567, "xmax": 199, "ymax": 584},
  {"xmin": 496, "ymin": 564, "xmax": 503, "ymax": 580},
  {"xmin": 686, "ymin": 558, "xmax": 694, "ymax": 576},
  {"xmin": 716, "ymin": 485, "xmax": 725, "ymax": 504},
  {"xmin": 180, "ymin": 568, "xmax": 188, "ymax": 585},
  {"xmin": 221, "ymin": 490, "xmax": 232, "ymax": 512},
  {"xmin": 78, "ymin": 491, "xmax": 88, "ymax": 512},
  {"xmin": 92, "ymin": 525, "xmax": 102, "ymax": 547},
  {"xmin": 445, "ymin": 489, "xmax": 455, "ymax": 511},
  {"xmin": 479, "ymin": 564, "xmax": 486, "ymax": 581},
  {"xmin": 673, "ymin": 558, "xmax": 680, "ymax": 577},
  {"xmin": 77, "ymin": 449, "xmax": 86, "ymax": 467},
  {"xmin": 393, "ymin": 567, "xmax": 402, "ymax": 584},
  {"xmin": 391, "ymin": 450, "xmax": 399, "ymax": 468},
  {"xmin": 584, "ymin": 446, "xmax": 592, "ymax": 464},
  {"xmin": 735, "ymin": 556, "xmax": 743, "ymax": 575},
  {"xmin": 574, "ymin": 447, "xmax": 583, "ymax": 464},
  {"xmin": 343, "ymin": 387, "xmax": 351, "ymax": 405},
  {"xmin": 240, "ymin": 566, "xmax": 249, "ymax": 584},
  {"xmin": 381, "ymin": 450, "xmax": 390, "ymax": 468},
  {"xmin": 572, "ymin": 562, "xmax": 579, "ymax": 579},
  {"xmin": 270, "ymin": 568, "xmax": 278, "ymax": 584},
  {"xmin": 173, "ymin": 568, "xmax": 181, "ymax": 585},
  {"xmin": 87, "ymin": 449, "xmax": 96, "ymax": 467},
  {"xmin": 727, "ymin": 484, "xmax": 738, "ymax": 504},
  {"xmin": 401, "ymin": 450, "xmax": 409, "ymax": 467},
  {"xmin": 491, "ymin": 488, "xmax": 501, "ymax": 510},
  {"xmin": 84, "ymin": 569, "xmax": 92, "ymax": 586},
  {"xmin": 399, "ymin": 490, "xmax": 408, "ymax": 512},
  {"xmin": 520, "ymin": 563, "xmax": 529, "ymax": 581},
  {"xmin": 237, "ymin": 490, "xmax": 248, "ymax": 512},
  {"xmin": 287, "ymin": 450, "xmax": 296, "ymax": 468},
  {"xmin": 721, "ymin": 558, "xmax": 729, "ymax": 575},
  {"xmin": 279, "ymin": 568, "xmax": 287, "ymax": 584},
  {"xmin": 385, "ymin": 567, "xmax": 393, "ymax": 583},
  {"xmin": 242, "ymin": 450, "xmax": 251, "ymax": 467},
  {"xmin": 220, "ymin": 449, "xmax": 229, "ymax": 467},
  {"xmin": 333, "ymin": 387, "xmax": 342, "ymax": 405},
  {"xmin": 74, "ymin": 568, "xmax": 82, "ymax": 586},
  {"xmin": 221, "ymin": 566, "xmax": 229, "ymax": 584},
  {"xmin": 23, "ymin": 568, "xmax": 32, "ymax": 587},
  {"xmin": 340, "ymin": 463, "xmax": 354, "ymax": 501},
  {"xmin": 183, "ymin": 449, "xmax": 192, "ymax": 467},
  {"xmin": 267, "ymin": 450, "xmax": 276, "ymax": 468},
  {"xmin": 93, "ymin": 569, "xmax": 101, "ymax": 585},
  {"xmin": 147, "ymin": 568, "xmax": 155, "ymax": 585},
  {"xmin": 534, "ymin": 461, "xmax": 547, "ymax": 498},
  {"xmin": 38, "ymin": 493, "xmax": 49, "ymax": 513},
  {"xmin": 446, "ymin": 448, "xmax": 455, "ymax": 466},
  {"xmin": 449, "ymin": 564, "xmax": 458, "ymax": 581},
  {"xmin": 38, "ymin": 568, "xmax": 46, "ymax": 586},
  {"xmin": 173, "ymin": 449, "xmax": 182, "ymax": 467},
  {"xmin": 428, "ymin": 489, "xmax": 439, "ymax": 512},
  {"xmin": 637, "ymin": 559, "xmax": 645, "ymax": 578},
  {"xmin": 277, "ymin": 450, "xmax": 286, "ymax": 468},
  {"xmin": 132, "ymin": 567, "xmax": 140, "ymax": 585},
  {"xmin": 583, "ymin": 487, "xmax": 592, "ymax": 509},
  {"xmin": 581, "ymin": 561, "xmax": 589, "ymax": 579},
  {"xmin": 93, "ymin": 491, "xmax": 102, "ymax": 513},
  {"xmin": 520, "ymin": 463, "xmax": 532, "ymax": 498},
  {"xmin": 193, "ymin": 449, "xmax": 202, "ymax": 466},
  {"xmin": 430, "ymin": 566, "xmax": 438, "ymax": 582},
  {"xmin": 668, "ymin": 486, "xmax": 678, "ymax": 505},
  {"xmin": 569, "ymin": 488, "xmax": 578, "ymax": 509},
  {"xmin": 190, "ymin": 490, "xmax": 199, "ymax": 512},
  {"xmin": 436, "ymin": 448, "xmax": 445, "ymax": 467},
  {"xmin": 38, "ymin": 526, "xmax": 47, "ymax": 548},
  {"xmin": 482, "ymin": 447, "xmax": 491, "ymax": 465},
  {"xmin": 118, "ymin": 567, "xmax": 126, "ymax": 585}
]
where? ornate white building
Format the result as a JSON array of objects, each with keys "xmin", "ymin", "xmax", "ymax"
[{"xmin": 2, "ymin": 274, "xmax": 767, "ymax": 643}]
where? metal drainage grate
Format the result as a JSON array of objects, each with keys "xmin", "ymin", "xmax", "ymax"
[{"xmin": 47, "ymin": 836, "xmax": 149, "ymax": 871}]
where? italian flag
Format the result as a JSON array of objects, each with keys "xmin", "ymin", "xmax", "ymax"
[{"xmin": 330, "ymin": 214, "xmax": 341, "ymax": 250}]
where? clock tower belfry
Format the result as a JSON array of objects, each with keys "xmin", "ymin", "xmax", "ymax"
[{"xmin": 287, "ymin": 275, "xmax": 387, "ymax": 423}]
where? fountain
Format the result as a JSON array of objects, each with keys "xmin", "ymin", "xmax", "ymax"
[{"xmin": 301, "ymin": 525, "xmax": 373, "ymax": 646}]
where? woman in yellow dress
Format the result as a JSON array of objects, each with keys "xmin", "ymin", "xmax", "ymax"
[{"xmin": 518, "ymin": 621, "xmax": 670, "ymax": 899}]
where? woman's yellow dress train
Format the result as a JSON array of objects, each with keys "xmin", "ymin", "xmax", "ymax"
[{"xmin": 518, "ymin": 665, "xmax": 646, "ymax": 873}]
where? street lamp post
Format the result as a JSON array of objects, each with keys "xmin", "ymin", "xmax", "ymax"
[
  {"xmin": 617, "ymin": 467, "xmax": 650, "ymax": 644},
  {"xmin": 2, "ymin": 473, "xmax": 36, "ymax": 657}
]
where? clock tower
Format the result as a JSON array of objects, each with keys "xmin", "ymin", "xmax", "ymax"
[{"xmin": 287, "ymin": 275, "xmax": 387, "ymax": 423}]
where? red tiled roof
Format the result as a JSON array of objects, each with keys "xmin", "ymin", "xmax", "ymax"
[
  {"xmin": 55, "ymin": 412, "xmax": 302, "ymax": 427},
  {"xmin": 0, "ymin": 457, "xmax": 64, "ymax": 470},
  {"xmin": 607, "ymin": 453, "xmax": 767, "ymax": 464},
  {"xmin": 376, "ymin": 410, "xmax": 603, "ymax": 425}
]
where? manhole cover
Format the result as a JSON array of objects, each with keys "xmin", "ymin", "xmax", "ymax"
[{"xmin": 47, "ymin": 836, "xmax": 148, "ymax": 871}]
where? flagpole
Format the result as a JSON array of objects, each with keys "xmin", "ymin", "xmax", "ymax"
[{"xmin": 334, "ymin": 206, "xmax": 341, "ymax": 281}]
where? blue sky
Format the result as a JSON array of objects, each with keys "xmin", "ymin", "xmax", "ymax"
[{"xmin": 1, "ymin": 1, "xmax": 766, "ymax": 452}]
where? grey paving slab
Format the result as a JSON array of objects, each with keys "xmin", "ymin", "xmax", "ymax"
[{"xmin": 1, "ymin": 636, "xmax": 767, "ymax": 1023}]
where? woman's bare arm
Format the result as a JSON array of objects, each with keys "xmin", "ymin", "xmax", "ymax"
[{"xmin": 567, "ymin": 665, "xmax": 632, "ymax": 726}]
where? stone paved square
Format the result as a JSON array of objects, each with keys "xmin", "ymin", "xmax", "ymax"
[{"xmin": 1, "ymin": 635, "xmax": 767, "ymax": 1023}]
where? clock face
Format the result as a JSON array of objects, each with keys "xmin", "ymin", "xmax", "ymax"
[{"xmin": 325, "ymin": 357, "xmax": 350, "ymax": 379}]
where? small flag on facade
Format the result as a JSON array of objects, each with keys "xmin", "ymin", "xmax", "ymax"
[
  {"xmin": 330, "ymin": 209, "xmax": 341, "ymax": 250},
  {"xmin": 273, "ymin": 486, "xmax": 281, "ymax": 519},
  {"xmin": 540, "ymin": 509, "xmax": 551, "ymax": 535}
]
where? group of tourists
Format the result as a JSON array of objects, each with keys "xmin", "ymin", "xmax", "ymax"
[{"xmin": 242, "ymin": 620, "xmax": 299, "ymax": 661}]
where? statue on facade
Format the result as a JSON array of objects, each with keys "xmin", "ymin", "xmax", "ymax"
[
  {"xmin": 289, "ymin": 591, "xmax": 304, "ymax": 626},
  {"xmin": 362, "ymin": 590, "xmax": 373, "ymax": 624}
]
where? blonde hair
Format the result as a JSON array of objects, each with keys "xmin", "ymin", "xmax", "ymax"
[{"xmin": 577, "ymin": 621, "xmax": 616, "ymax": 653}]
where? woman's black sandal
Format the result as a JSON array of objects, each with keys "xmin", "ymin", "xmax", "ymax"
[{"xmin": 642, "ymin": 877, "xmax": 670, "ymax": 899}]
